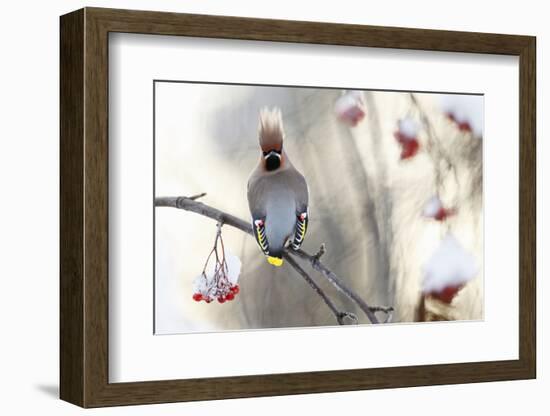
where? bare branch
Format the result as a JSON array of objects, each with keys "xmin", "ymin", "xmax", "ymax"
[
  {"xmin": 155, "ymin": 195, "xmax": 393, "ymax": 324},
  {"xmin": 155, "ymin": 196, "xmax": 253, "ymax": 235},
  {"xmin": 289, "ymin": 249, "xmax": 383, "ymax": 324},
  {"xmin": 409, "ymin": 93, "xmax": 459, "ymax": 195},
  {"xmin": 283, "ymin": 254, "xmax": 357, "ymax": 325}
]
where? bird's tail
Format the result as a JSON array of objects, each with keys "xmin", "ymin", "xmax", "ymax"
[{"xmin": 267, "ymin": 256, "xmax": 283, "ymax": 267}]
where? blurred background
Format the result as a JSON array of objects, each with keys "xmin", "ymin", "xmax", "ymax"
[{"xmin": 154, "ymin": 82, "xmax": 483, "ymax": 334}]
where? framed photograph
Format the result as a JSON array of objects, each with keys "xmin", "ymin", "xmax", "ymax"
[{"xmin": 60, "ymin": 7, "xmax": 536, "ymax": 408}]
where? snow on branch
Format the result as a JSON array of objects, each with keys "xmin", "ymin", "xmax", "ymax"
[{"xmin": 155, "ymin": 194, "xmax": 393, "ymax": 325}]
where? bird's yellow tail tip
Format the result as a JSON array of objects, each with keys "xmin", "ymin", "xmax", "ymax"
[{"xmin": 267, "ymin": 256, "xmax": 283, "ymax": 267}]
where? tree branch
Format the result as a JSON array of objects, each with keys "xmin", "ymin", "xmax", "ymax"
[
  {"xmin": 283, "ymin": 253, "xmax": 357, "ymax": 325},
  {"xmin": 409, "ymin": 93, "xmax": 459, "ymax": 195},
  {"xmin": 155, "ymin": 195, "xmax": 393, "ymax": 324},
  {"xmin": 288, "ymin": 249, "xmax": 382, "ymax": 324}
]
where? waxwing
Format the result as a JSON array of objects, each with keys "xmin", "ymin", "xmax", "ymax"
[{"xmin": 247, "ymin": 108, "xmax": 309, "ymax": 267}]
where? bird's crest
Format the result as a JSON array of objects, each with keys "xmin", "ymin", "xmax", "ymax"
[{"xmin": 258, "ymin": 107, "xmax": 284, "ymax": 151}]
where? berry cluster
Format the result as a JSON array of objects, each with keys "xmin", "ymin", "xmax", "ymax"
[
  {"xmin": 193, "ymin": 285, "xmax": 240, "ymax": 304},
  {"xmin": 394, "ymin": 118, "xmax": 421, "ymax": 160},
  {"xmin": 394, "ymin": 130, "xmax": 420, "ymax": 160},
  {"xmin": 423, "ymin": 196, "xmax": 456, "ymax": 222},
  {"xmin": 334, "ymin": 91, "xmax": 366, "ymax": 127},
  {"xmin": 446, "ymin": 112, "xmax": 472, "ymax": 133},
  {"xmin": 339, "ymin": 105, "xmax": 365, "ymax": 127},
  {"xmin": 433, "ymin": 206, "xmax": 455, "ymax": 221},
  {"xmin": 427, "ymin": 284, "xmax": 464, "ymax": 304}
]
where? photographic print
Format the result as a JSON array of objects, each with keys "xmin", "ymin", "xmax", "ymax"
[
  {"xmin": 60, "ymin": 9, "xmax": 535, "ymax": 406},
  {"xmin": 154, "ymin": 82, "xmax": 483, "ymax": 334}
]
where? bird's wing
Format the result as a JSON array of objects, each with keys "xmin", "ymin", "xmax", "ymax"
[
  {"xmin": 285, "ymin": 170, "xmax": 309, "ymax": 251},
  {"xmin": 252, "ymin": 217, "xmax": 269, "ymax": 256},
  {"xmin": 291, "ymin": 210, "xmax": 308, "ymax": 250},
  {"xmin": 248, "ymin": 172, "xmax": 269, "ymax": 255},
  {"xmin": 289, "ymin": 170, "xmax": 309, "ymax": 213}
]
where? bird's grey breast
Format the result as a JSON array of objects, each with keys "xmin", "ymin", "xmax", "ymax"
[{"xmin": 265, "ymin": 182, "xmax": 296, "ymax": 254}]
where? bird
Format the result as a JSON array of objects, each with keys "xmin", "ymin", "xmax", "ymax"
[{"xmin": 247, "ymin": 108, "xmax": 309, "ymax": 267}]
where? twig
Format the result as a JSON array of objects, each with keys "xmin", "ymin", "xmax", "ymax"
[
  {"xmin": 296, "ymin": 243, "xmax": 393, "ymax": 323},
  {"xmin": 313, "ymin": 243, "xmax": 326, "ymax": 261},
  {"xmin": 155, "ymin": 195, "xmax": 393, "ymax": 324},
  {"xmin": 155, "ymin": 196, "xmax": 252, "ymax": 235},
  {"xmin": 289, "ymin": 248, "xmax": 391, "ymax": 324},
  {"xmin": 283, "ymin": 254, "xmax": 357, "ymax": 325},
  {"xmin": 409, "ymin": 93, "xmax": 459, "ymax": 195},
  {"xmin": 368, "ymin": 305, "xmax": 394, "ymax": 324},
  {"xmin": 189, "ymin": 192, "xmax": 207, "ymax": 200}
]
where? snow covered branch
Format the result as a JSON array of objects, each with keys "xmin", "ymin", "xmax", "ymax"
[{"xmin": 155, "ymin": 194, "xmax": 393, "ymax": 325}]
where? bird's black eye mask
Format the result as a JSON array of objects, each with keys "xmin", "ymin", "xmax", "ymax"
[
  {"xmin": 263, "ymin": 149, "xmax": 282, "ymax": 171},
  {"xmin": 262, "ymin": 148, "xmax": 282, "ymax": 157}
]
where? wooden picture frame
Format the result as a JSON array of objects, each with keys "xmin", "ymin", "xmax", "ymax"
[{"xmin": 60, "ymin": 7, "xmax": 536, "ymax": 408}]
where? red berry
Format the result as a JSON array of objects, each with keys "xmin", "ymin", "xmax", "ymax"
[
  {"xmin": 429, "ymin": 284, "xmax": 464, "ymax": 304},
  {"xmin": 400, "ymin": 139, "xmax": 420, "ymax": 160},
  {"xmin": 458, "ymin": 121, "xmax": 472, "ymax": 132},
  {"xmin": 217, "ymin": 296, "xmax": 226, "ymax": 303},
  {"xmin": 225, "ymin": 292, "xmax": 235, "ymax": 301},
  {"xmin": 394, "ymin": 131, "xmax": 420, "ymax": 160},
  {"xmin": 394, "ymin": 131, "xmax": 406, "ymax": 144},
  {"xmin": 446, "ymin": 112, "xmax": 472, "ymax": 133},
  {"xmin": 231, "ymin": 285, "xmax": 240, "ymax": 294},
  {"xmin": 192, "ymin": 293, "xmax": 203, "ymax": 302},
  {"xmin": 435, "ymin": 208, "xmax": 447, "ymax": 221},
  {"xmin": 205, "ymin": 298, "xmax": 212, "ymax": 303},
  {"xmin": 339, "ymin": 106, "xmax": 365, "ymax": 127},
  {"xmin": 434, "ymin": 207, "xmax": 455, "ymax": 221}
]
